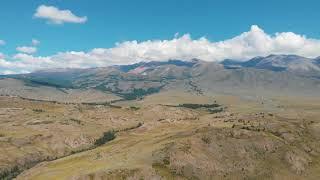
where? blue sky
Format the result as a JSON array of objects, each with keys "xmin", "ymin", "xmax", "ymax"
[
  {"xmin": 1, "ymin": 0, "xmax": 320, "ymax": 74},
  {"xmin": 1, "ymin": 0, "xmax": 320, "ymax": 55}
]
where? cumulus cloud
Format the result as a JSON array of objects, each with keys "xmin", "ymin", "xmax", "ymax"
[
  {"xmin": 34, "ymin": 5, "xmax": 87, "ymax": 24},
  {"xmin": 16, "ymin": 46, "xmax": 37, "ymax": 54},
  {"xmin": 0, "ymin": 53, "xmax": 52, "ymax": 74},
  {"xmin": 0, "ymin": 40, "xmax": 5, "ymax": 46},
  {"xmin": 1, "ymin": 25, "xmax": 320, "ymax": 74},
  {"xmin": 32, "ymin": 39, "xmax": 40, "ymax": 46}
]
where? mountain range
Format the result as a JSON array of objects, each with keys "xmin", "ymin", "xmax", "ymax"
[{"xmin": 1, "ymin": 54, "xmax": 320, "ymax": 102}]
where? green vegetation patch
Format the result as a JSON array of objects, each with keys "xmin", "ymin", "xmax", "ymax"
[{"xmin": 23, "ymin": 78, "xmax": 73, "ymax": 89}]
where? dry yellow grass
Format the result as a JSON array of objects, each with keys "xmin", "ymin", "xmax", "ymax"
[{"xmin": 1, "ymin": 90, "xmax": 320, "ymax": 179}]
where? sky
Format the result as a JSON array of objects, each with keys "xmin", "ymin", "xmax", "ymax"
[{"xmin": 1, "ymin": 0, "xmax": 320, "ymax": 74}]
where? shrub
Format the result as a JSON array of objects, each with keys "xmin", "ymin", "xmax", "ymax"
[
  {"xmin": 116, "ymin": 122, "xmax": 143, "ymax": 132},
  {"xmin": 32, "ymin": 109, "xmax": 45, "ymax": 113},
  {"xmin": 208, "ymin": 108, "xmax": 224, "ymax": 114},
  {"xmin": 69, "ymin": 118, "xmax": 82, "ymax": 125},
  {"xmin": 130, "ymin": 106, "xmax": 140, "ymax": 110},
  {"xmin": 201, "ymin": 136, "xmax": 211, "ymax": 144}
]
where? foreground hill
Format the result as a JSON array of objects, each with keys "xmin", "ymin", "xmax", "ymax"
[{"xmin": 0, "ymin": 91, "xmax": 318, "ymax": 180}]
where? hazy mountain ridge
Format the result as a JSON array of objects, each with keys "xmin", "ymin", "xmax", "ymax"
[
  {"xmin": 222, "ymin": 54, "xmax": 320, "ymax": 76},
  {"xmin": 116, "ymin": 59, "xmax": 197, "ymax": 73}
]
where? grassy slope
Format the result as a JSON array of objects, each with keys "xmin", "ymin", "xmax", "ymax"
[{"xmin": 15, "ymin": 91, "xmax": 320, "ymax": 180}]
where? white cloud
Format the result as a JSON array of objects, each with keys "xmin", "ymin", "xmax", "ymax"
[
  {"xmin": 16, "ymin": 46, "xmax": 37, "ymax": 54},
  {"xmin": 32, "ymin": 39, "xmax": 40, "ymax": 46},
  {"xmin": 34, "ymin": 5, "xmax": 87, "ymax": 24},
  {"xmin": 2, "ymin": 25, "xmax": 320, "ymax": 74},
  {"xmin": 0, "ymin": 40, "xmax": 5, "ymax": 46}
]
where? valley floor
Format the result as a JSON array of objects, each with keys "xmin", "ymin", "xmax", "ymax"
[{"xmin": 0, "ymin": 91, "xmax": 320, "ymax": 179}]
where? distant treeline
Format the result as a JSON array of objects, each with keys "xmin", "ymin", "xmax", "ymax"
[
  {"xmin": 178, "ymin": 103, "xmax": 220, "ymax": 109},
  {"xmin": 95, "ymin": 83, "xmax": 163, "ymax": 100},
  {"xmin": 167, "ymin": 103, "xmax": 224, "ymax": 114},
  {"xmin": 122, "ymin": 87, "xmax": 161, "ymax": 100}
]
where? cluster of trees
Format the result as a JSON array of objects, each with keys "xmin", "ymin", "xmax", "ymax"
[
  {"xmin": 0, "ymin": 166, "xmax": 21, "ymax": 180},
  {"xmin": 95, "ymin": 85, "xmax": 162, "ymax": 100},
  {"xmin": 122, "ymin": 87, "xmax": 161, "ymax": 100},
  {"xmin": 174, "ymin": 103, "xmax": 223, "ymax": 114},
  {"xmin": 94, "ymin": 131, "xmax": 116, "ymax": 146}
]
